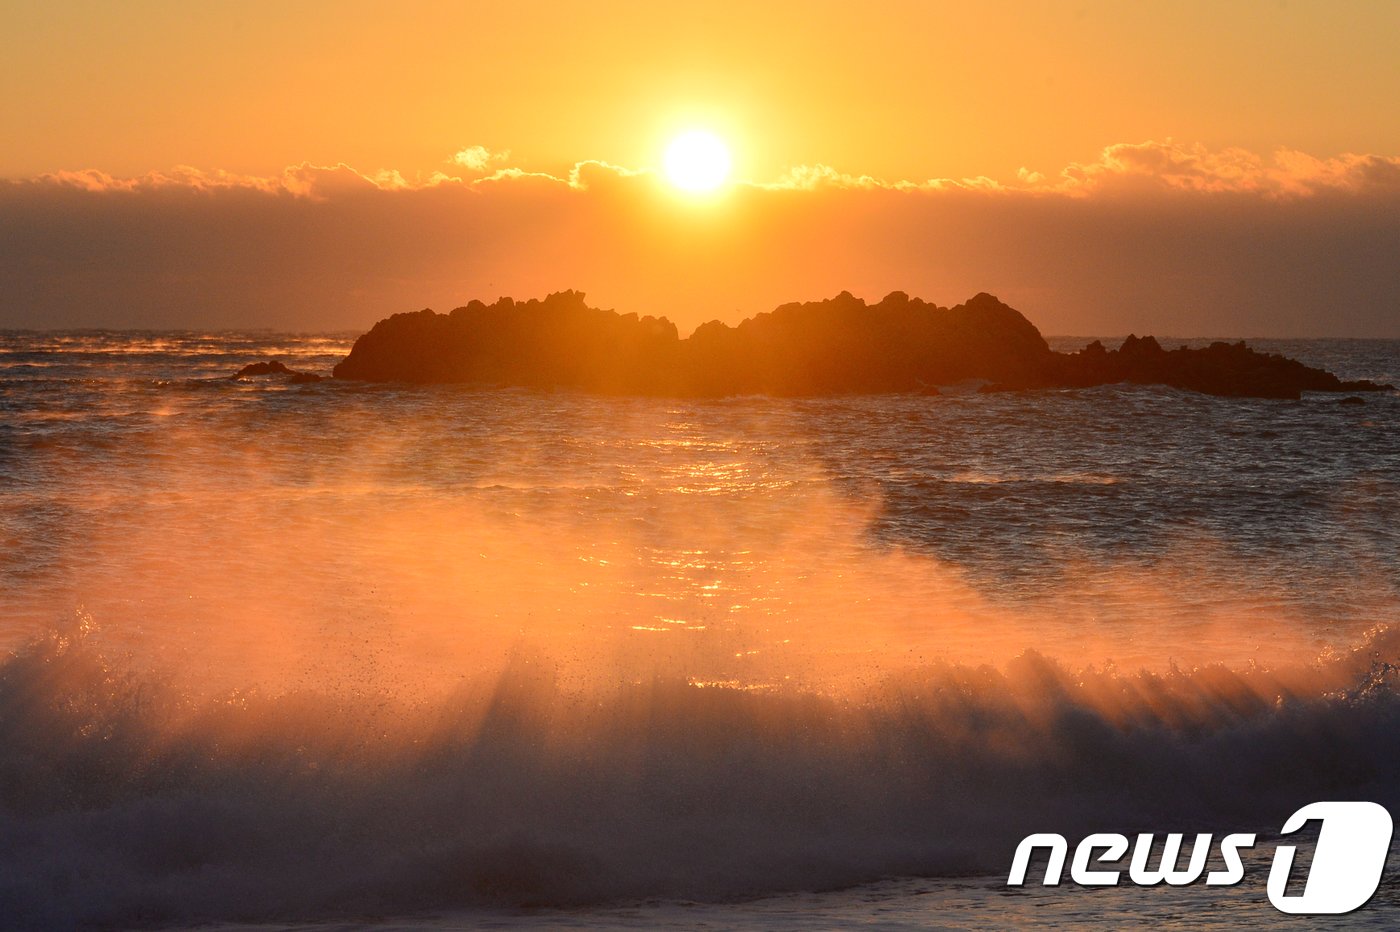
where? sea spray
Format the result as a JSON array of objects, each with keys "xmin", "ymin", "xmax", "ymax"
[
  {"xmin": 2, "ymin": 332, "xmax": 1398, "ymax": 926},
  {"xmin": 1, "ymin": 613, "xmax": 1397, "ymax": 926}
]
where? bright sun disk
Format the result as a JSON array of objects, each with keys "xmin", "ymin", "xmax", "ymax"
[{"xmin": 664, "ymin": 130, "xmax": 731, "ymax": 192}]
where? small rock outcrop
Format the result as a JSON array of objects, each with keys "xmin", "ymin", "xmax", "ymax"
[
  {"xmin": 983, "ymin": 335, "xmax": 1388, "ymax": 399},
  {"xmin": 230, "ymin": 360, "xmax": 322, "ymax": 382}
]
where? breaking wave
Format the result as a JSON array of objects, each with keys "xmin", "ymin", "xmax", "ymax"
[{"xmin": 2, "ymin": 613, "xmax": 1397, "ymax": 928}]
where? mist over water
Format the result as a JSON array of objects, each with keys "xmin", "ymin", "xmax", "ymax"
[{"xmin": 0, "ymin": 332, "xmax": 1398, "ymax": 927}]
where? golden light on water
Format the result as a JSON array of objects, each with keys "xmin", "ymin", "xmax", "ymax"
[{"xmin": 25, "ymin": 397, "xmax": 1366, "ymax": 700}]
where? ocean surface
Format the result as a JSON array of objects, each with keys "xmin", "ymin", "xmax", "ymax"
[{"xmin": 0, "ymin": 331, "xmax": 1397, "ymax": 928}]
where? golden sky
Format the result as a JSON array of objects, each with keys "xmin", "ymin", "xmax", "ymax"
[
  {"xmin": 7, "ymin": 0, "xmax": 1399, "ymax": 181},
  {"xmin": 3, "ymin": 0, "xmax": 1399, "ymax": 334}
]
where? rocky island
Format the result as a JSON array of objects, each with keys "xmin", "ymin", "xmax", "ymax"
[{"xmin": 330, "ymin": 290, "xmax": 1392, "ymax": 400}]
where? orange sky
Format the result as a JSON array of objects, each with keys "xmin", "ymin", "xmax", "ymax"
[
  {"xmin": 2, "ymin": 0, "xmax": 1399, "ymax": 334},
  {"xmin": 6, "ymin": 1, "xmax": 1399, "ymax": 182}
]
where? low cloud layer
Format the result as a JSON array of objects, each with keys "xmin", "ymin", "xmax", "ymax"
[{"xmin": 4, "ymin": 141, "xmax": 1399, "ymax": 336}]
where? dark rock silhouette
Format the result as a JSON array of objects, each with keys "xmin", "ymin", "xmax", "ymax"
[
  {"xmin": 332, "ymin": 291, "xmax": 1393, "ymax": 400},
  {"xmin": 232, "ymin": 360, "xmax": 294, "ymax": 378},
  {"xmin": 333, "ymin": 292, "xmax": 681, "ymax": 393},
  {"xmin": 678, "ymin": 291, "xmax": 1051, "ymax": 396},
  {"xmin": 231, "ymin": 360, "xmax": 322, "ymax": 382}
]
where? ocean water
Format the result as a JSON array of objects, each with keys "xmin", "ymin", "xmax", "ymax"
[{"xmin": 0, "ymin": 331, "xmax": 1397, "ymax": 928}]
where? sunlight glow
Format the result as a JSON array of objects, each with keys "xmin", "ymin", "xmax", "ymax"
[{"xmin": 664, "ymin": 130, "xmax": 731, "ymax": 192}]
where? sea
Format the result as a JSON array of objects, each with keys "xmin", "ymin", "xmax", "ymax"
[{"xmin": 0, "ymin": 331, "xmax": 1397, "ymax": 929}]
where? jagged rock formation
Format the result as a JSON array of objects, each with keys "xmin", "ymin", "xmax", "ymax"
[
  {"xmin": 331, "ymin": 292, "xmax": 681, "ymax": 393},
  {"xmin": 331, "ymin": 290, "xmax": 1392, "ymax": 399},
  {"xmin": 332, "ymin": 290, "xmax": 1054, "ymax": 395},
  {"xmin": 680, "ymin": 291, "xmax": 1049, "ymax": 395}
]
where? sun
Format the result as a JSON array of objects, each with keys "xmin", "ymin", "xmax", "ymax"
[{"xmin": 663, "ymin": 130, "xmax": 731, "ymax": 192}]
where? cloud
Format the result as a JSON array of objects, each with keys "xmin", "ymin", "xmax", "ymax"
[
  {"xmin": 761, "ymin": 165, "xmax": 891, "ymax": 191},
  {"xmin": 764, "ymin": 140, "xmax": 1400, "ymax": 199},
  {"xmin": 566, "ymin": 160, "xmax": 646, "ymax": 190},
  {"xmin": 450, "ymin": 145, "xmax": 509, "ymax": 172},
  {"xmin": 3, "ymin": 141, "xmax": 1399, "ymax": 336},
  {"xmin": 30, "ymin": 140, "xmax": 1400, "ymax": 200},
  {"xmin": 28, "ymin": 161, "xmax": 402, "ymax": 199},
  {"xmin": 1054, "ymin": 140, "xmax": 1400, "ymax": 197}
]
